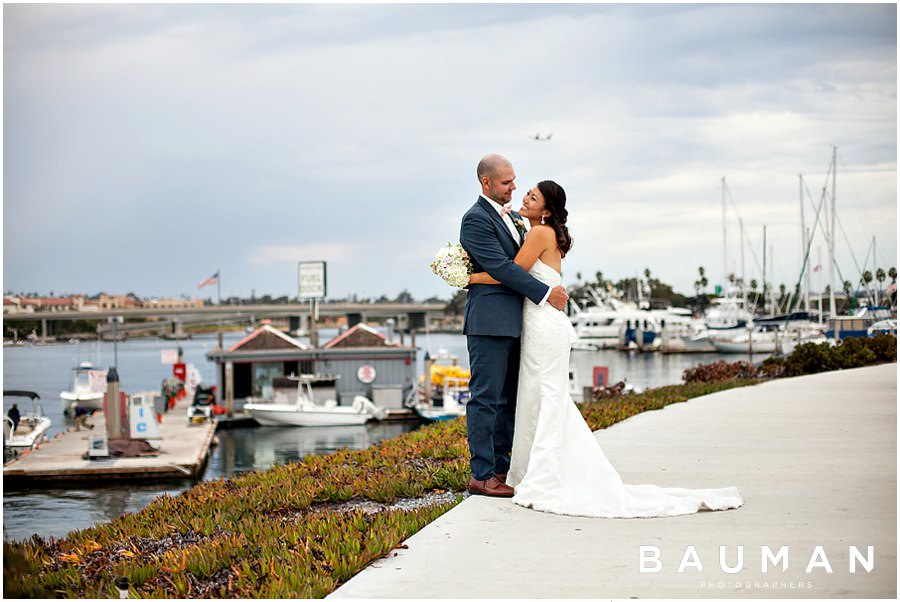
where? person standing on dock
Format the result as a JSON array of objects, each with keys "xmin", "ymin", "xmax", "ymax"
[{"xmin": 459, "ymin": 154, "xmax": 569, "ymax": 498}]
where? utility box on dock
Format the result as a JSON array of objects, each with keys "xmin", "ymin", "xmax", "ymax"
[
  {"xmin": 129, "ymin": 392, "xmax": 162, "ymax": 442},
  {"xmin": 372, "ymin": 385, "xmax": 404, "ymax": 409}
]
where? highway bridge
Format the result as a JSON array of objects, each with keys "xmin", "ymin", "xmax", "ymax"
[{"xmin": 4, "ymin": 302, "xmax": 447, "ymax": 339}]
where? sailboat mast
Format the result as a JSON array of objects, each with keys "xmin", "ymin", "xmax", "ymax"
[
  {"xmin": 828, "ymin": 146, "xmax": 837, "ymax": 316},
  {"xmin": 805, "ymin": 226, "xmax": 812, "ymax": 312},
  {"xmin": 762, "ymin": 225, "xmax": 767, "ymax": 315},
  {"xmin": 817, "ymin": 246, "xmax": 824, "ymax": 324},
  {"xmin": 799, "ymin": 174, "xmax": 809, "ymax": 311},
  {"xmin": 739, "ymin": 216, "xmax": 746, "ymax": 302},
  {"xmin": 722, "ymin": 177, "xmax": 728, "ymax": 293}
]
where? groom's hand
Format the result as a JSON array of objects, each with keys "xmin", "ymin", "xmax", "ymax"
[{"xmin": 548, "ymin": 285, "xmax": 569, "ymax": 311}]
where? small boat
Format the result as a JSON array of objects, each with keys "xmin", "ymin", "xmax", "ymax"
[
  {"xmin": 245, "ymin": 375, "xmax": 385, "ymax": 427},
  {"xmin": 413, "ymin": 351, "xmax": 470, "ymax": 421},
  {"xmin": 4, "ymin": 390, "xmax": 52, "ymax": 462},
  {"xmin": 868, "ymin": 319, "xmax": 897, "ymax": 337},
  {"xmin": 413, "ymin": 374, "xmax": 470, "ymax": 421},
  {"xmin": 60, "ymin": 362, "xmax": 107, "ymax": 412}
]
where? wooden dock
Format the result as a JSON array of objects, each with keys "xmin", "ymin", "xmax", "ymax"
[{"xmin": 3, "ymin": 400, "xmax": 217, "ymax": 487}]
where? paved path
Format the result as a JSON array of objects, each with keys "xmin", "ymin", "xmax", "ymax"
[{"xmin": 331, "ymin": 364, "xmax": 897, "ymax": 599}]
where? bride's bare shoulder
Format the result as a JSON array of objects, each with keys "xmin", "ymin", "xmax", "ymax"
[{"xmin": 528, "ymin": 224, "xmax": 555, "ymax": 239}]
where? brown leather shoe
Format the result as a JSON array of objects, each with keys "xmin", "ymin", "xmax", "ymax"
[
  {"xmin": 468, "ymin": 476, "xmax": 514, "ymax": 498},
  {"xmin": 495, "ymin": 473, "xmax": 508, "ymax": 484}
]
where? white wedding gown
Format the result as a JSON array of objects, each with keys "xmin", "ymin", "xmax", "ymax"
[{"xmin": 507, "ymin": 259, "xmax": 744, "ymax": 518}]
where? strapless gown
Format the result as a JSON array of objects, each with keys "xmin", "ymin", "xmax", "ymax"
[{"xmin": 507, "ymin": 259, "xmax": 744, "ymax": 518}]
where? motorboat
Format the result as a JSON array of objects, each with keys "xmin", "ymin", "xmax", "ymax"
[
  {"xmin": 4, "ymin": 390, "xmax": 52, "ymax": 462},
  {"xmin": 868, "ymin": 319, "xmax": 897, "ymax": 337},
  {"xmin": 245, "ymin": 375, "xmax": 386, "ymax": 427},
  {"xmin": 413, "ymin": 374, "xmax": 469, "ymax": 421},
  {"xmin": 60, "ymin": 362, "xmax": 107, "ymax": 412},
  {"xmin": 412, "ymin": 350, "xmax": 470, "ymax": 421}
]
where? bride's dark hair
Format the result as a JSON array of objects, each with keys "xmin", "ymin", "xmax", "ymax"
[{"xmin": 537, "ymin": 180, "xmax": 573, "ymax": 257}]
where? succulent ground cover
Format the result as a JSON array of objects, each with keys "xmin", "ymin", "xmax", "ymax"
[{"xmin": 7, "ymin": 336, "xmax": 894, "ymax": 598}]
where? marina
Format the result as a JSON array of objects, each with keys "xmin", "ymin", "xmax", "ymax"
[{"xmin": 2, "ymin": 328, "xmax": 762, "ymax": 542}]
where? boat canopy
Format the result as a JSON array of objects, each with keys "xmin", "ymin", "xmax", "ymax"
[{"xmin": 3, "ymin": 390, "xmax": 40, "ymax": 400}]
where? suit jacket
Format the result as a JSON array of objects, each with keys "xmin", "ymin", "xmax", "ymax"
[{"xmin": 459, "ymin": 196, "xmax": 550, "ymax": 336}]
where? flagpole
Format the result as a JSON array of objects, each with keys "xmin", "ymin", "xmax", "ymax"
[{"xmin": 216, "ymin": 268, "xmax": 223, "ymax": 350}]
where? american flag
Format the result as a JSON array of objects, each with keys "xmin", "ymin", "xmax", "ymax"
[{"xmin": 197, "ymin": 271, "xmax": 220, "ymax": 289}]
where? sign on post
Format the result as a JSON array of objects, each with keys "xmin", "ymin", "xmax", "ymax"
[{"xmin": 298, "ymin": 261, "xmax": 327, "ymax": 300}]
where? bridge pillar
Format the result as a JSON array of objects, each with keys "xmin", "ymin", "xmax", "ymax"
[
  {"xmin": 406, "ymin": 311, "xmax": 426, "ymax": 332},
  {"xmin": 41, "ymin": 318, "xmax": 49, "ymax": 340}
]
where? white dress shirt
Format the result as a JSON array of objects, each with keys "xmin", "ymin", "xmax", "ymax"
[{"xmin": 480, "ymin": 194, "xmax": 551, "ymax": 307}]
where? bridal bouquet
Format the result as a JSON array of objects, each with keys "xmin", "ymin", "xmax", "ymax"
[{"xmin": 430, "ymin": 243, "xmax": 473, "ymax": 288}]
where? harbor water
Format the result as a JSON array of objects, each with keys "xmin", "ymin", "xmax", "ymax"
[{"xmin": 3, "ymin": 328, "xmax": 754, "ymax": 542}]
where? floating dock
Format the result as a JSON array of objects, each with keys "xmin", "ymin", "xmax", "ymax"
[{"xmin": 3, "ymin": 400, "xmax": 216, "ymax": 487}]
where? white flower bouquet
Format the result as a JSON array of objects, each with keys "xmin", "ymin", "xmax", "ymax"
[{"xmin": 429, "ymin": 243, "xmax": 474, "ymax": 288}]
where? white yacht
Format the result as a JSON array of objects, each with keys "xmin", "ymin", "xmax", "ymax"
[
  {"xmin": 60, "ymin": 362, "xmax": 107, "ymax": 412},
  {"xmin": 570, "ymin": 287, "xmax": 652, "ymax": 350}
]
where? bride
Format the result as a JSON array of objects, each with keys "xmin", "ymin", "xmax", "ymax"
[{"xmin": 467, "ymin": 180, "xmax": 743, "ymax": 518}]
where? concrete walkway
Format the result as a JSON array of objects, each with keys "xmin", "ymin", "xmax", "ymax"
[{"xmin": 331, "ymin": 364, "xmax": 897, "ymax": 599}]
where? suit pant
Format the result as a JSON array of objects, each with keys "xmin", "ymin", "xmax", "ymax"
[{"xmin": 466, "ymin": 335, "xmax": 520, "ymax": 481}]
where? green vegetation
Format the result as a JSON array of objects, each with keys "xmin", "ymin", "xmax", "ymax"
[{"xmin": 759, "ymin": 334, "xmax": 896, "ymax": 378}]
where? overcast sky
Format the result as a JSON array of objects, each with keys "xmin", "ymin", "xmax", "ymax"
[{"xmin": 3, "ymin": 3, "xmax": 897, "ymax": 301}]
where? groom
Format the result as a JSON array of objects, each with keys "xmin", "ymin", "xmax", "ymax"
[{"xmin": 459, "ymin": 154, "xmax": 569, "ymax": 497}]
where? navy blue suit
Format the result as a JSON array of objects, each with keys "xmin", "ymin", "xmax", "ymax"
[{"xmin": 460, "ymin": 196, "xmax": 550, "ymax": 480}]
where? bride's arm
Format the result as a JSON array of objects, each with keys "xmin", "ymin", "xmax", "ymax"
[{"xmin": 468, "ymin": 226, "xmax": 554, "ymax": 286}]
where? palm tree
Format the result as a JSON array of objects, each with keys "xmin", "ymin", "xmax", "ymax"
[
  {"xmin": 749, "ymin": 279, "xmax": 759, "ymax": 310},
  {"xmin": 842, "ymin": 280, "xmax": 853, "ymax": 311},
  {"xmin": 875, "ymin": 268, "xmax": 886, "ymax": 305},
  {"xmin": 861, "ymin": 270, "xmax": 874, "ymax": 304},
  {"xmin": 890, "ymin": 267, "xmax": 898, "ymax": 305}
]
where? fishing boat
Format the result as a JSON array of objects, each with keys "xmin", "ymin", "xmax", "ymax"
[
  {"xmin": 60, "ymin": 362, "xmax": 107, "ymax": 412},
  {"xmin": 245, "ymin": 375, "xmax": 386, "ymax": 427},
  {"xmin": 3, "ymin": 390, "xmax": 52, "ymax": 462}
]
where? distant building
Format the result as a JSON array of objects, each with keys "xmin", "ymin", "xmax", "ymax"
[
  {"xmin": 96, "ymin": 294, "xmax": 142, "ymax": 310},
  {"xmin": 3, "ymin": 296, "xmax": 23, "ymax": 314},
  {"xmin": 8, "ymin": 295, "xmax": 88, "ymax": 313},
  {"xmin": 144, "ymin": 298, "xmax": 205, "ymax": 309}
]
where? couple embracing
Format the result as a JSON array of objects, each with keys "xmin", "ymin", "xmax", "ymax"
[{"xmin": 459, "ymin": 154, "xmax": 743, "ymax": 518}]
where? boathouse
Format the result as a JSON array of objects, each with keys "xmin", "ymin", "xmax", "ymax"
[{"xmin": 206, "ymin": 323, "xmax": 415, "ymax": 407}]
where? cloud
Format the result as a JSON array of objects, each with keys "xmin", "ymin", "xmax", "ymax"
[
  {"xmin": 246, "ymin": 244, "xmax": 361, "ymax": 266},
  {"xmin": 3, "ymin": 3, "xmax": 896, "ymax": 299}
]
